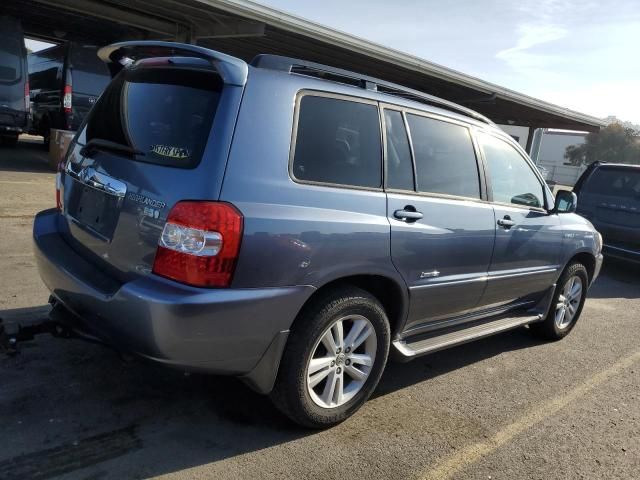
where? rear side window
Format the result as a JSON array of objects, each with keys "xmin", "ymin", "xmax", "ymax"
[
  {"xmin": 479, "ymin": 132, "xmax": 544, "ymax": 208},
  {"xmin": 86, "ymin": 67, "xmax": 222, "ymax": 168},
  {"xmin": 292, "ymin": 95, "xmax": 382, "ymax": 188},
  {"xmin": 70, "ymin": 46, "xmax": 111, "ymax": 95},
  {"xmin": 584, "ymin": 168, "xmax": 640, "ymax": 198},
  {"xmin": 384, "ymin": 110, "xmax": 414, "ymax": 190},
  {"xmin": 406, "ymin": 114, "xmax": 480, "ymax": 198},
  {"xmin": 0, "ymin": 37, "xmax": 22, "ymax": 83}
]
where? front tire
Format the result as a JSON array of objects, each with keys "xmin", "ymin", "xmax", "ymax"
[
  {"xmin": 270, "ymin": 286, "xmax": 390, "ymax": 428},
  {"xmin": 530, "ymin": 261, "xmax": 589, "ymax": 340}
]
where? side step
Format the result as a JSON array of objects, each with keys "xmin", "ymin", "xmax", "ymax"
[{"xmin": 393, "ymin": 313, "xmax": 542, "ymax": 358}]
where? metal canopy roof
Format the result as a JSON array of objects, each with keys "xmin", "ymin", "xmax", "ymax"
[{"xmin": 3, "ymin": 0, "xmax": 604, "ymax": 131}]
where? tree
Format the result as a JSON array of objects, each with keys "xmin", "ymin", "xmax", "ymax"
[{"xmin": 564, "ymin": 123, "xmax": 640, "ymax": 166}]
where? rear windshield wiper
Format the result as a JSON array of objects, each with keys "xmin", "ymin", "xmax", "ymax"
[{"xmin": 81, "ymin": 138, "xmax": 145, "ymax": 157}]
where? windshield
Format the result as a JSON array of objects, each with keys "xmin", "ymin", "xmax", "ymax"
[{"xmin": 85, "ymin": 66, "xmax": 222, "ymax": 168}]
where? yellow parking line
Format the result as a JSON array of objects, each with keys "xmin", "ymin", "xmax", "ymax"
[
  {"xmin": 0, "ymin": 180, "xmax": 52, "ymax": 185},
  {"xmin": 420, "ymin": 350, "xmax": 640, "ymax": 480}
]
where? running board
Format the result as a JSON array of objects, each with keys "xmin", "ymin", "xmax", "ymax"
[{"xmin": 393, "ymin": 313, "xmax": 543, "ymax": 358}]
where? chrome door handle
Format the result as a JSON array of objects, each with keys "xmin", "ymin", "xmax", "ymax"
[
  {"xmin": 394, "ymin": 208, "xmax": 423, "ymax": 222},
  {"xmin": 497, "ymin": 216, "xmax": 516, "ymax": 229}
]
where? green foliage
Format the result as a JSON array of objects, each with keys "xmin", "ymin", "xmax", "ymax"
[{"xmin": 564, "ymin": 123, "xmax": 640, "ymax": 166}]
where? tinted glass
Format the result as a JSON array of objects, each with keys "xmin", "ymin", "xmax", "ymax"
[
  {"xmin": 293, "ymin": 96, "xmax": 382, "ymax": 188},
  {"xmin": 86, "ymin": 67, "xmax": 222, "ymax": 168},
  {"xmin": 29, "ymin": 62, "xmax": 60, "ymax": 90},
  {"xmin": 70, "ymin": 46, "xmax": 111, "ymax": 95},
  {"xmin": 584, "ymin": 168, "xmax": 640, "ymax": 198},
  {"xmin": 406, "ymin": 114, "xmax": 480, "ymax": 198},
  {"xmin": 479, "ymin": 133, "xmax": 544, "ymax": 208},
  {"xmin": 384, "ymin": 110, "xmax": 414, "ymax": 190},
  {"xmin": 0, "ymin": 37, "xmax": 22, "ymax": 83}
]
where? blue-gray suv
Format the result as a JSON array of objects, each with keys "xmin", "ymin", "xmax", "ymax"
[{"xmin": 33, "ymin": 42, "xmax": 603, "ymax": 428}]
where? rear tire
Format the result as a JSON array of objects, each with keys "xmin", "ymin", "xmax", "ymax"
[
  {"xmin": 530, "ymin": 262, "xmax": 588, "ymax": 340},
  {"xmin": 270, "ymin": 286, "xmax": 390, "ymax": 428}
]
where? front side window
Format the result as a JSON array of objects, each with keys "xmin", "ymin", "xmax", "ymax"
[
  {"xmin": 406, "ymin": 114, "xmax": 480, "ymax": 198},
  {"xmin": 292, "ymin": 95, "xmax": 382, "ymax": 188},
  {"xmin": 479, "ymin": 132, "xmax": 545, "ymax": 208}
]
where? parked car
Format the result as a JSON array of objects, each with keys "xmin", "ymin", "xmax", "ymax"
[
  {"xmin": 28, "ymin": 42, "xmax": 110, "ymax": 148},
  {"xmin": 0, "ymin": 16, "xmax": 29, "ymax": 147},
  {"xmin": 574, "ymin": 162, "xmax": 640, "ymax": 263},
  {"xmin": 33, "ymin": 41, "xmax": 603, "ymax": 428}
]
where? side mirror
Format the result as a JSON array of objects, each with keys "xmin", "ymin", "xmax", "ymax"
[{"xmin": 553, "ymin": 190, "xmax": 577, "ymax": 214}]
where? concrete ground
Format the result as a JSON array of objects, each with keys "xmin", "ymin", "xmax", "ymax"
[{"xmin": 1, "ymin": 136, "xmax": 639, "ymax": 480}]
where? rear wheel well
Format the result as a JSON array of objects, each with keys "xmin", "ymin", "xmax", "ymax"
[
  {"xmin": 568, "ymin": 252, "xmax": 596, "ymax": 283},
  {"xmin": 295, "ymin": 275, "xmax": 406, "ymax": 337}
]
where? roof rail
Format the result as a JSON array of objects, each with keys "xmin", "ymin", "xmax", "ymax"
[
  {"xmin": 251, "ymin": 54, "xmax": 494, "ymax": 126},
  {"xmin": 98, "ymin": 41, "xmax": 248, "ymax": 86}
]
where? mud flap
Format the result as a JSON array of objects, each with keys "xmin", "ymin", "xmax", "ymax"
[{"xmin": 240, "ymin": 330, "xmax": 289, "ymax": 394}]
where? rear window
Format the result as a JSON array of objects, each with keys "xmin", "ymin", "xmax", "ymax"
[
  {"xmin": 85, "ymin": 66, "xmax": 222, "ymax": 168},
  {"xmin": 292, "ymin": 95, "xmax": 382, "ymax": 188},
  {"xmin": 0, "ymin": 37, "xmax": 22, "ymax": 83},
  {"xmin": 70, "ymin": 46, "xmax": 111, "ymax": 95},
  {"xmin": 584, "ymin": 168, "xmax": 640, "ymax": 198}
]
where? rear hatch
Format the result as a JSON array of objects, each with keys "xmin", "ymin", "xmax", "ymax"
[
  {"xmin": 578, "ymin": 166, "xmax": 640, "ymax": 248},
  {"xmin": 59, "ymin": 46, "xmax": 247, "ymax": 284},
  {"xmin": 0, "ymin": 17, "xmax": 28, "ymax": 128}
]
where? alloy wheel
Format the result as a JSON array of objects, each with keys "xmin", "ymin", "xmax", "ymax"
[
  {"xmin": 306, "ymin": 314, "xmax": 377, "ymax": 409},
  {"xmin": 555, "ymin": 275, "xmax": 583, "ymax": 330}
]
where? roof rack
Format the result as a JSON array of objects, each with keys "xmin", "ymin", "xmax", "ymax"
[{"xmin": 251, "ymin": 54, "xmax": 494, "ymax": 126}]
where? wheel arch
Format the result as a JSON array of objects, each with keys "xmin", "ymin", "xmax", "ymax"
[
  {"xmin": 566, "ymin": 251, "xmax": 596, "ymax": 284},
  {"xmin": 293, "ymin": 274, "xmax": 409, "ymax": 338}
]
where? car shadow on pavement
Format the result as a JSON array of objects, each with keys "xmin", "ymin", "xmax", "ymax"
[
  {"xmin": 587, "ymin": 259, "xmax": 640, "ymax": 300},
  {"xmin": 0, "ymin": 325, "xmax": 311, "ymax": 479},
  {"xmin": 0, "ymin": 309, "xmax": 551, "ymax": 479},
  {"xmin": 375, "ymin": 327, "xmax": 542, "ymax": 399},
  {"xmin": 0, "ymin": 136, "xmax": 52, "ymax": 174}
]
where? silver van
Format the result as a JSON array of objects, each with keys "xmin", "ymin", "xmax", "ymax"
[{"xmin": 0, "ymin": 16, "xmax": 29, "ymax": 147}]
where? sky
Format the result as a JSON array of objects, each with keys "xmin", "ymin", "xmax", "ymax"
[
  {"xmin": 255, "ymin": 0, "xmax": 640, "ymax": 125},
  {"xmin": 25, "ymin": 0, "xmax": 640, "ymax": 125}
]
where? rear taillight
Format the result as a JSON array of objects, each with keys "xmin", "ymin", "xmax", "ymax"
[
  {"xmin": 55, "ymin": 162, "xmax": 63, "ymax": 210},
  {"xmin": 63, "ymin": 84, "xmax": 72, "ymax": 113},
  {"xmin": 24, "ymin": 80, "xmax": 30, "ymax": 112},
  {"xmin": 152, "ymin": 201, "xmax": 243, "ymax": 288}
]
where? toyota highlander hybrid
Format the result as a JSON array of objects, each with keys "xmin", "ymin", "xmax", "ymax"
[{"xmin": 33, "ymin": 42, "xmax": 603, "ymax": 428}]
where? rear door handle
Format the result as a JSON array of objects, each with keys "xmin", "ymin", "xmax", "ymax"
[
  {"xmin": 497, "ymin": 215, "xmax": 516, "ymax": 229},
  {"xmin": 394, "ymin": 207, "xmax": 423, "ymax": 222}
]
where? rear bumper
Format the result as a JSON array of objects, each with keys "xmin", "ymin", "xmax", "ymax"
[{"xmin": 33, "ymin": 209, "xmax": 314, "ymax": 384}]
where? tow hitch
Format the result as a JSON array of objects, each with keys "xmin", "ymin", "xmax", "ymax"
[
  {"xmin": 0, "ymin": 305, "xmax": 57, "ymax": 356},
  {"xmin": 0, "ymin": 299, "xmax": 102, "ymax": 356}
]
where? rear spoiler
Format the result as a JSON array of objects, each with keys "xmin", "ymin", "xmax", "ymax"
[{"xmin": 97, "ymin": 41, "xmax": 248, "ymax": 86}]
